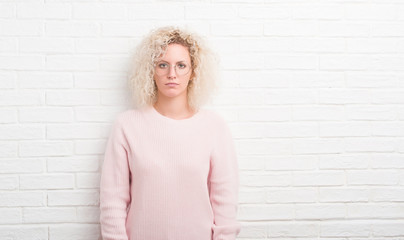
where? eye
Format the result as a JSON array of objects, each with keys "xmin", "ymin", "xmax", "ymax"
[
  {"xmin": 158, "ymin": 63, "xmax": 168, "ymax": 69},
  {"xmin": 177, "ymin": 63, "xmax": 187, "ymax": 69}
]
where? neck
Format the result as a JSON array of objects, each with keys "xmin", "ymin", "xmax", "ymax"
[{"xmin": 153, "ymin": 96, "xmax": 195, "ymax": 120}]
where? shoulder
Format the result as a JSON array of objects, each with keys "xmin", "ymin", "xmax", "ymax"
[
  {"xmin": 201, "ymin": 108, "xmax": 232, "ymax": 133},
  {"xmin": 111, "ymin": 107, "xmax": 143, "ymax": 127}
]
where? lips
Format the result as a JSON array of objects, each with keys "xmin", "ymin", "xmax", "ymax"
[{"xmin": 165, "ymin": 83, "xmax": 179, "ymax": 86}]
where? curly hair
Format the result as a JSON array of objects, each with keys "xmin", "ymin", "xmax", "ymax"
[{"xmin": 127, "ymin": 26, "xmax": 220, "ymax": 111}]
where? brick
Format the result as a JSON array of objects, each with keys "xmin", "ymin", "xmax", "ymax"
[
  {"xmin": 186, "ymin": 5, "xmax": 237, "ymax": 19},
  {"xmin": 239, "ymin": 70, "xmax": 292, "ymax": 87},
  {"xmin": 20, "ymin": 174, "xmax": 74, "ymax": 190},
  {"xmin": 371, "ymin": 153, "xmax": 404, "ymax": 169},
  {"xmin": 292, "ymin": 106, "xmax": 344, "ymax": 121},
  {"xmin": 23, "ymin": 207, "xmax": 76, "ymax": 223},
  {"xmin": 371, "ymin": 188, "xmax": 404, "ymax": 202},
  {"xmin": 75, "ymin": 38, "xmax": 129, "ymax": 53},
  {"xmin": 344, "ymin": 137, "xmax": 396, "ymax": 153},
  {"xmin": 47, "ymin": 156, "xmax": 99, "ymax": 172},
  {"xmin": 19, "ymin": 107, "xmax": 74, "ymax": 123},
  {"xmin": 0, "ymin": 3, "xmax": 15, "ymax": 18},
  {"xmin": 19, "ymin": 141, "xmax": 73, "ymax": 157},
  {"xmin": 237, "ymin": 222, "xmax": 267, "ymax": 238},
  {"xmin": 0, "ymin": 90, "xmax": 42, "ymax": 106},
  {"xmin": 346, "ymin": 203, "xmax": 404, "ymax": 219},
  {"xmin": 72, "ymin": 3, "xmax": 127, "ymax": 20},
  {"xmin": 74, "ymin": 106, "xmax": 123, "ymax": 122},
  {"xmin": 0, "ymin": 208, "xmax": 21, "ymax": 224},
  {"xmin": 77, "ymin": 207, "xmax": 100, "ymax": 223},
  {"xmin": 346, "ymin": 72, "xmax": 398, "ymax": 88},
  {"xmin": 319, "ymin": 154, "xmax": 369, "ymax": 170},
  {"xmin": 0, "ymin": 72, "xmax": 15, "ymax": 88},
  {"xmin": 264, "ymin": 20, "xmax": 317, "ymax": 36},
  {"xmin": 47, "ymin": 123, "xmax": 108, "ymax": 139},
  {"xmin": 0, "ymin": 192, "xmax": 44, "ymax": 207},
  {"xmin": 265, "ymin": 89, "xmax": 317, "ymax": 104},
  {"xmin": 292, "ymin": 37, "xmax": 345, "ymax": 52},
  {"xmin": 346, "ymin": 38, "xmax": 397, "ymax": 53},
  {"xmin": 268, "ymin": 222, "xmax": 318, "ymax": 237},
  {"xmin": 46, "ymin": 90, "xmax": 100, "ymax": 106},
  {"xmin": 344, "ymin": 4, "xmax": 397, "ymax": 20},
  {"xmin": 292, "ymin": 138, "xmax": 343, "ymax": 154},
  {"xmin": 266, "ymin": 155, "xmax": 317, "ymax": 170},
  {"xmin": 319, "ymin": 121, "xmax": 371, "ymax": 137},
  {"xmin": 373, "ymin": 90, "xmax": 404, "ymax": 104},
  {"xmin": 318, "ymin": 21, "xmax": 371, "ymax": 37},
  {"xmin": 373, "ymin": 222, "xmax": 404, "ymax": 237},
  {"xmin": 0, "ymin": 158, "xmax": 43, "ymax": 174},
  {"xmin": 0, "ymin": 141, "xmax": 18, "ymax": 157},
  {"xmin": 49, "ymin": 224, "xmax": 99, "ymax": 240},
  {"xmin": 346, "ymin": 105, "xmax": 396, "ymax": 120},
  {"xmin": 320, "ymin": 221, "xmax": 371, "ymax": 237},
  {"xmin": 292, "ymin": 71, "xmax": 345, "ymax": 88},
  {"xmin": 0, "ymin": 125, "xmax": 44, "ymax": 140},
  {"xmin": 0, "ymin": 108, "xmax": 17, "ymax": 123},
  {"xmin": 318, "ymin": 89, "xmax": 370, "ymax": 104},
  {"xmin": 266, "ymin": 188, "xmax": 317, "ymax": 203},
  {"xmin": 296, "ymin": 203, "xmax": 346, "ymax": 219},
  {"xmin": 239, "ymin": 106, "xmax": 290, "ymax": 122},
  {"xmin": 212, "ymin": 23, "xmax": 263, "ymax": 36},
  {"xmin": 347, "ymin": 170, "xmax": 399, "ymax": 186},
  {"xmin": 372, "ymin": 23, "xmax": 404, "ymax": 36},
  {"xmin": 264, "ymin": 55, "xmax": 317, "ymax": 70},
  {"xmin": 238, "ymin": 139, "xmax": 291, "ymax": 155},
  {"xmin": 239, "ymin": 189, "xmax": 266, "ymax": 204},
  {"xmin": 0, "ymin": 226, "xmax": 47, "ymax": 240},
  {"xmin": 45, "ymin": 21, "xmax": 98, "ymax": 37},
  {"xmin": 238, "ymin": 204, "xmax": 294, "ymax": 220},
  {"xmin": 0, "ymin": 20, "xmax": 41, "ymax": 36},
  {"xmin": 0, "ymin": 37, "xmax": 17, "ymax": 52},
  {"xmin": 320, "ymin": 55, "xmax": 370, "ymax": 70},
  {"xmin": 240, "ymin": 6, "xmax": 289, "ymax": 19},
  {"xmin": 241, "ymin": 173, "xmax": 291, "ymax": 187},
  {"xmin": 45, "ymin": 55, "xmax": 98, "ymax": 71},
  {"xmin": 75, "ymin": 139, "xmax": 106, "ymax": 155},
  {"xmin": 0, "ymin": 55, "xmax": 43, "ymax": 70},
  {"xmin": 0, "ymin": 175, "xmax": 18, "ymax": 191},
  {"xmin": 74, "ymin": 72, "xmax": 127, "ymax": 89},
  {"xmin": 77, "ymin": 173, "xmax": 100, "ymax": 188},
  {"xmin": 19, "ymin": 72, "xmax": 73, "ymax": 89},
  {"xmin": 17, "ymin": 2, "xmax": 71, "ymax": 19},
  {"xmin": 48, "ymin": 191, "xmax": 99, "ymax": 206},
  {"xmin": 292, "ymin": 171, "xmax": 345, "ymax": 186},
  {"xmin": 292, "ymin": 4, "xmax": 343, "ymax": 19},
  {"xmin": 319, "ymin": 188, "xmax": 369, "ymax": 203},
  {"xmin": 127, "ymin": 4, "xmax": 184, "ymax": 20},
  {"xmin": 19, "ymin": 37, "xmax": 74, "ymax": 53}
]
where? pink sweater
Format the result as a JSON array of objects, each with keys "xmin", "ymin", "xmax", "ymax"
[{"xmin": 99, "ymin": 105, "xmax": 241, "ymax": 240}]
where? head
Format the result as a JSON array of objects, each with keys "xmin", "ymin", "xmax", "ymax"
[{"xmin": 127, "ymin": 26, "xmax": 219, "ymax": 111}]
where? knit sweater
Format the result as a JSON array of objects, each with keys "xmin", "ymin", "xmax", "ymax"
[{"xmin": 99, "ymin": 105, "xmax": 241, "ymax": 240}]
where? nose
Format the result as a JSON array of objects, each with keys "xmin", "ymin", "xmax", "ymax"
[{"xmin": 167, "ymin": 64, "xmax": 177, "ymax": 78}]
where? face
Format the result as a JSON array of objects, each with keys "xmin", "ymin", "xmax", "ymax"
[{"xmin": 153, "ymin": 43, "xmax": 193, "ymax": 101}]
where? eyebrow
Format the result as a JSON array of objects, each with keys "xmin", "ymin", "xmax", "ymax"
[{"xmin": 157, "ymin": 60, "xmax": 188, "ymax": 64}]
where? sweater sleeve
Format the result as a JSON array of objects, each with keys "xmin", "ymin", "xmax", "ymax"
[
  {"xmin": 99, "ymin": 117, "xmax": 131, "ymax": 240},
  {"xmin": 209, "ymin": 119, "xmax": 241, "ymax": 240}
]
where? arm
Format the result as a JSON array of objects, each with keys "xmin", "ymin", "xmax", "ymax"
[
  {"xmin": 209, "ymin": 119, "xmax": 241, "ymax": 240},
  {"xmin": 99, "ymin": 117, "xmax": 131, "ymax": 240}
]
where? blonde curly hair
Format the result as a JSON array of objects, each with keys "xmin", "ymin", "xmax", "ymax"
[{"xmin": 127, "ymin": 26, "xmax": 219, "ymax": 111}]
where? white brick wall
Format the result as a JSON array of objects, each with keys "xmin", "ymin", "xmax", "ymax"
[{"xmin": 1, "ymin": 1, "xmax": 404, "ymax": 239}]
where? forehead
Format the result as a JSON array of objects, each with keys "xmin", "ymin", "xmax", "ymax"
[{"xmin": 159, "ymin": 43, "xmax": 191, "ymax": 61}]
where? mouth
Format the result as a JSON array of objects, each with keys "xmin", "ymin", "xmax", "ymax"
[{"xmin": 165, "ymin": 83, "xmax": 179, "ymax": 86}]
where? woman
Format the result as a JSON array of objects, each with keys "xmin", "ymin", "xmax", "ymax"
[{"xmin": 99, "ymin": 26, "xmax": 241, "ymax": 240}]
